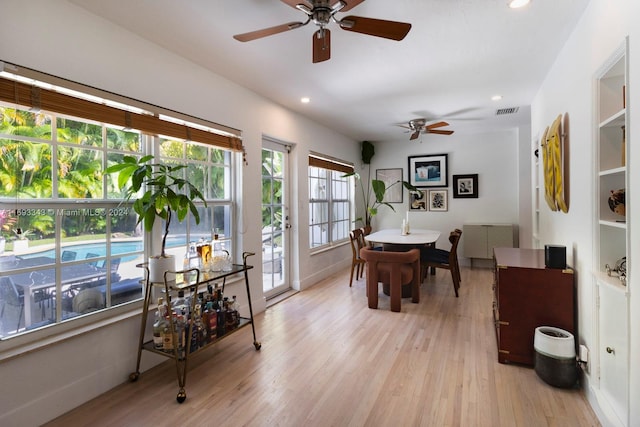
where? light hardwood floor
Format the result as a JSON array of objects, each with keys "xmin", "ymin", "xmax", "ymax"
[{"xmin": 45, "ymin": 266, "xmax": 600, "ymax": 426}]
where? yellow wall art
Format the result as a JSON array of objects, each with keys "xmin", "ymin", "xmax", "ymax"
[{"xmin": 541, "ymin": 113, "xmax": 570, "ymax": 213}]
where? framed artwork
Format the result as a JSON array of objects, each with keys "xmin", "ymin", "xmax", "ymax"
[
  {"xmin": 409, "ymin": 190, "xmax": 428, "ymax": 211},
  {"xmin": 408, "ymin": 154, "xmax": 448, "ymax": 188},
  {"xmin": 429, "ymin": 189, "xmax": 448, "ymax": 211},
  {"xmin": 453, "ymin": 174, "xmax": 479, "ymax": 198},
  {"xmin": 376, "ymin": 168, "xmax": 403, "ymax": 203}
]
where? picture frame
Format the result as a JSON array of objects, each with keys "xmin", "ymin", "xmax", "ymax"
[
  {"xmin": 408, "ymin": 154, "xmax": 448, "ymax": 188},
  {"xmin": 429, "ymin": 189, "xmax": 448, "ymax": 212},
  {"xmin": 409, "ymin": 190, "xmax": 428, "ymax": 211},
  {"xmin": 453, "ymin": 174, "xmax": 479, "ymax": 198},
  {"xmin": 376, "ymin": 168, "xmax": 403, "ymax": 203}
]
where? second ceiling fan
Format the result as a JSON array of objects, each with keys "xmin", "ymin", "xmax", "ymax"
[
  {"xmin": 233, "ymin": 0, "xmax": 412, "ymax": 63},
  {"xmin": 400, "ymin": 119, "xmax": 455, "ymax": 141}
]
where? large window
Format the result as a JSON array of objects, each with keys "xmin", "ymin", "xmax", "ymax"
[
  {"xmin": 0, "ymin": 68, "xmax": 241, "ymax": 341},
  {"xmin": 308, "ymin": 154, "xmax": 353, "ymax": 249}
]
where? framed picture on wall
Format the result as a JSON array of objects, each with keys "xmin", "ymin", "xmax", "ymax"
[
  {"xmin": 453, "ymin": 174, "xmax": 479, "ymax": 198},
  {"xmin": 376, "ymin": 168, "xmax": 403, "ymax": 203},
  {"xmin": 409, "ymin": 190, "xmax": 428, "ymax": 211},
  {"xmin": 408, "ymin": 154, "xmax": 448, "ymax": 188},
  {"xmin": 429, "ymin": 189, "xmax": 448, "ymax": 212}
]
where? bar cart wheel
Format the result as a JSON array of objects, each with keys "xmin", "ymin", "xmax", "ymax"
[
  {"xmin": 254, "ymin": 341, "xmax": 262, "ymax": 350},
  {"xmin": 177, "ymin": 389, "xmax": 186, "ymax": 403},
  {"xmin": 129, "ymin": 372, "xmax": 140, "ymax": 382}
]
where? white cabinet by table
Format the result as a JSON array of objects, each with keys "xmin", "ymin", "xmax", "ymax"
[{"xmin": 463, "ymin": 224, "xmax": 514, "ymax": 263}]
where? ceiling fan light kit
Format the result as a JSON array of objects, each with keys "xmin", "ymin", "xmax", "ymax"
[
  {"xmin": 233, "ymin": 0, "xmax": 412, "ymax": 63},
  {"xmin": 508, "ymin": 0, "xmax": 531, "ymax": 9}
]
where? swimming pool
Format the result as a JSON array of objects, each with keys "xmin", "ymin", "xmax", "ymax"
[{"xmin": 20, "ymin": 236, "xmax": 187, "ymax": 262}]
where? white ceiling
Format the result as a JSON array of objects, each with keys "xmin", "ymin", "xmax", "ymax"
[{"xmin": 68, "ymin": 0, "xmax": 589, "ymax": 142}]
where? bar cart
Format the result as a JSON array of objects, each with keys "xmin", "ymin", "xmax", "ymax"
[{"xmin": 129, "ymin": 252, "xmax": 261, "ymax": 403}]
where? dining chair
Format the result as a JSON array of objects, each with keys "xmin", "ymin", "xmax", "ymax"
[
  {"xmin": 421, "ymin": 229, "xmax": 462, "ymax": 297},
  {"xmin": 1, "ymin": 276, "xmax": 24, "ymax": 331},
  {"xmin": 360, "ymin": 247, "xmax": 420, "ymax": 312},
  {"xmin": 85, "ymin": 252, "xmax": 100, "ymax": 267},
  {"xmin": 348, "ymin": 229, "xmax": 367, "ymax": 287}
]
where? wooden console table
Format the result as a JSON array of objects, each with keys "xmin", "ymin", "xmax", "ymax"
[{"xmin": 493, "ymin": 247, "xmax": 574, "ymax": 365}]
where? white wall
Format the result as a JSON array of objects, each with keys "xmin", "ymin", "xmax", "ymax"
[
  {"xmin": 0, "ymin": 1, "xmax": 357, "ymax": 425},
  {"xmin": 531, "ymin": 0, "xmax": 639, "ymax": 425},
  {"xmin": 370, "ymin": 129, "xmax": 521, "ymax": 264}
]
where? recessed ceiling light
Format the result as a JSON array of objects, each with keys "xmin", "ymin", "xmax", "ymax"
[
  {"xmin": 508, "ymin": 0, "xmax": 530, "ymax": 8},
  {"xmin": 492, "ymin": 95, "xmax": 503, "ymax": 101},
  {"xmin": 301, "ymin": 97, "xmax": 310, "ymax": 104}
]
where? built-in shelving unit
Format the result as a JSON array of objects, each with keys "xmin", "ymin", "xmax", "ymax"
[{"xmin": 593, "ymin": 38, "xmax": 630, "ymax": 427}]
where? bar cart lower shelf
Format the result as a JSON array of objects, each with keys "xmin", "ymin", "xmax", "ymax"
[{"xmin": 129, "ymin": 252, "xmax": 261, "ymax": 403}]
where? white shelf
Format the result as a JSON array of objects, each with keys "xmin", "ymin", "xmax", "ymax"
[
  {"xmin": 599, "ymin": 108, "xmax": 625, "ymax": 128},
  {"xmin": 599, "ymin": 219, "xmax": 627, "ymax": 229},
  {"xmin": 593, "ymin": 271, "xmax": 628, "ymax": 295}
]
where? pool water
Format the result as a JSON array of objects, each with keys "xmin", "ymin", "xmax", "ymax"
[{"xmin": 21, "ymin": 236, "xmax": 186, "ymax": 262}]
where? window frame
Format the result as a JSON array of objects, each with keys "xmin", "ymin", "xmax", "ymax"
[
  {"xmin": 308, "ymin": 154, "xmax": 354, "ymax": 250},
  {"xmin": 0, "ymin": 65, "xmax": 241, "ymax": 354}
]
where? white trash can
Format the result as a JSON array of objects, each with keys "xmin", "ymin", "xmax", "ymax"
[{"xmin": 534, "ymin": 326, "xmax": 578, "ymax": 388}]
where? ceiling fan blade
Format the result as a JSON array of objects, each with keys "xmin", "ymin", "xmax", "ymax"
[
  {"xmin": 313, "ymin": 29, "xmax": 331, "ymax": 63},
  {"xmin": 410, "ymin": 130, "xmax": 420, "ymax": 140},
  {"xmin": 340, "ymin": 16, "xmax": 411, "ymax": 41},
  {"xmin": 280, "ymin": 0, "xmax": 313, "ymax": 9},
  {"xmin": 427, "ymin": 129, "xmax": 454, "ymax": 135},
  {"xmin": 335, "ymin": 0, "xmax": 365, "ymax": 12},
  {"xmin": 425, "ymin": 121, "xmax": 450, "ymax": 130},
  {"xmin": 233, "ymin": 21, "xmax": 305, "ymax": 42}
]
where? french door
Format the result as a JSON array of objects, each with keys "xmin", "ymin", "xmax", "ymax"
[{"xmin": 261, "ymin": 139, "xmax": 290, "ymax": 298}]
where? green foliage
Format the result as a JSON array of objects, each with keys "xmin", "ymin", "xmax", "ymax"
[
  {"xmin": 361, "ymin": 141, "xmax": 375, "ymax": 164},
  {"xmin": 106, "ymin": 155, "xmax": 207, "ymax": 257}
]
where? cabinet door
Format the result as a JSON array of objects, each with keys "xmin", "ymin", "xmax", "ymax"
[
  {"xmin": 463, "ymin": 225, "xmax": 487, "ymax": 258},
  {"xmin": 598, "ymin": 285, "xmax": 629, "ymax": 425},
  {"xmin": 487, "ymin": 225, "xmax": 513, "ymax": 252}
]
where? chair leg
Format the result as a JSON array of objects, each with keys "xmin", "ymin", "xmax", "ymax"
[
  {"xmin": 17, "ymin": 303, "xmax": 23, "ymax": 331},
  {"xmin": 349, "ymin": 264, "xmax": 356, "ymax": 287},
  {"xmin": 450, "ymin": 269, "xmax": 459, "ymax": 298}
]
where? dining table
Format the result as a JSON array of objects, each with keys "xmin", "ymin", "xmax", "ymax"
[
  {"xmin": 364, "ymin": 228, "xmax": 441, "ymax": 297},
  {"xmin": 365, "ymin": 228, "xmax": 441, "ymax": 247},
  {"xmin": 2, "ymin": 256, "xmax": 108, "ymax": 327}
]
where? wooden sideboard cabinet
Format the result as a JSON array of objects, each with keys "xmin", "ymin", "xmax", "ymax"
[{"xmin": 493, "ymin": 247, "xmax": 575, "ymax": 366}]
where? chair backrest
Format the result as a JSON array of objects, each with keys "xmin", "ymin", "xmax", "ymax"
[
  {"xmin": 0, "ymin": 276, "xmax": 23, "ymax": 305},
  {"xmin": 448, "ymin": 230, "xmax": 462, "ymax": 264},
  {"xmin": 350, "ymin": 228, "xmax": 367, "ymax": 260},
  {"xmin": 360, "ymin": 247, "xmax": 420, "ymax": 265},
  {"xmin": 62, "ymin": 250, "xmax": 77, "ymax": 262}
]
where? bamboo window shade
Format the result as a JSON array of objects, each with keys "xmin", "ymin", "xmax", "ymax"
[
  {"xmin": 0, "ymin": 75, "xmax": 243, "ymax": 152},
  {"xmin": 309, "ymin": 153, "xmax": 354, "ymax": 174}
]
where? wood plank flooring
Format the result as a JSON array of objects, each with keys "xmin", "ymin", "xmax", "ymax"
[{"xmin": 45, "ymin": 266, "xmax": 601, "ymax": 426}]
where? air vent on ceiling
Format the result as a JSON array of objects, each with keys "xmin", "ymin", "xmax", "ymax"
[{"xmin": 496, "ymin": 107, "xmax": 520, "ymax": 115}]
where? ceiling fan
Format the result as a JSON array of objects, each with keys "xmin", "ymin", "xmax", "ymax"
[
  {"xmin": 233, "ymin": 0, "xmax": 412, "ymax": 63},
  {"xmin": 399, "ymin": 119, "xmax": 455, "ymax": 141}
]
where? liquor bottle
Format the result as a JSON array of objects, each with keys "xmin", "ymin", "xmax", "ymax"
[
  {"xmin": 216, "ymin": 297, "xmax": 226, "ymax": 338},
  {"xmin": 230, "ymin": 295, "xmax": 240, "ymax": 327},
  {"xmin": 190, "ymin": 305, "xmax": 202, "ymax": 354},
  {"xmin": 162, "ymin": 319, "xmax": 174, "ymax": 353},
  {"xmin": 206, "ymin": 301, "xmax": 217, "ymax": 343},
  {"xmin": 175, "ymin": 314, "xmax": 186, "ymax": 358},
  {"xmin": 172, "ymin": 289, "xmax": 188, "ymax": 316},
  {"xmin": 153, "ymin": 297, "xmax": 167, "ymax": 350},
  {"xmin": 224, "ymin": 296, "xmax": 235, "ymax": 331}
]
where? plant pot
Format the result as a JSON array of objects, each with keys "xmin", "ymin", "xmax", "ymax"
[
  {"xmin": 13, "ymin": 239, "xmax": 29, "ymax": 254},
  {"xmin": 0, "ymin": 237, "xmax": 5, "ymax": 254},
  {"xmin": 149, "ymin": 255, "xmax": 176, "ymax": 284}
]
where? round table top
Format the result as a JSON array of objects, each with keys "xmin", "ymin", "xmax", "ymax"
[{"xmin": 365, "ymin": 228, "xmax": 441, "ymax": 245}]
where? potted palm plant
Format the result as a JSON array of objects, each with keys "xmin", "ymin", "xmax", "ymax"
[
  {"xmin": 106, "ymin": 155, "xmax": 206, "ymax": 282},
  {"xmin": 345, "ymin": 141, "xmax": 417, "ymax": 227}
]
